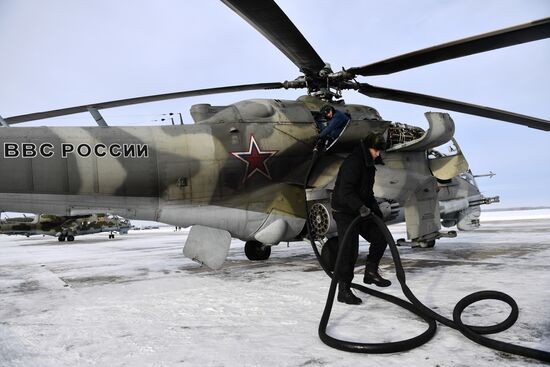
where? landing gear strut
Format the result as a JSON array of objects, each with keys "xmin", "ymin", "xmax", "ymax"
[{"xmin": 244, "ymin": 240, "xmax": 271, "ymax": 261}]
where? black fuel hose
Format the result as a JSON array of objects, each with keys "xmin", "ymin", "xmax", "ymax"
[{"xmin": 303, "ymin": 149, "xmax": 550, "ymax": 362}]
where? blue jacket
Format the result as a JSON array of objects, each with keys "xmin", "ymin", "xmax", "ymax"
[{"xmin": 319, "ymin": 109, "xmax": 349, "ymax": 139}]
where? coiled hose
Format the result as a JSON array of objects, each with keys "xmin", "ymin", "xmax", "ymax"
[{"xmin": 304, "ymin": 149, "xmax": 550, "ymax": 362}]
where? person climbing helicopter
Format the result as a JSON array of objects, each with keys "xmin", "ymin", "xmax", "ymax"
[
  {"xmin": 315, "ymin": 105, "xmax": 350, "ymax": 151},
  {"xmin": 330, "ymin": 133, "xmax": 391, "ymax": 305}
]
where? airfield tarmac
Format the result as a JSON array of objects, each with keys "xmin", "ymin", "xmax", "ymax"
[{"xmin": 0, "ymin": 210, "xmax": 549, "ymax": 366}]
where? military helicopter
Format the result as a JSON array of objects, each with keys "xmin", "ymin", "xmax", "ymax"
[
  {"xmin": 0, "ymin": 1, "xmax": 548, "ymax": 269},
  {"xmin": 0, "ymin": 213, "xmax": 131, "ymax": 241}
]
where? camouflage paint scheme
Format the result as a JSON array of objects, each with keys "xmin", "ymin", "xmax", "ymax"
[
  {"xmin": 0, "ymin": 213, "xmax": 130, "ymax": 239},
  {"xmin": 0, "ymin": 96, "xmax": 490, "ymax": 253}
]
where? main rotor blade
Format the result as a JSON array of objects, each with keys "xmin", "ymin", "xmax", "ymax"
[
  {"xmin": 4, "ymin": 82, "xmax": 284, "ymax": 125},
  {"xmin": 221, "ymin": 0, "xmax": 326, "ymax": 76},
  {"xmin": 358, "ymin": 83, "xmax": 550, "ymax": 131},
  {"xmin": 348, "ymin": 17, "xmax": 550, "ymax": 76}
]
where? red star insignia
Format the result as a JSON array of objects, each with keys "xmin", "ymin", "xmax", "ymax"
[{"xmin": 231, "ymin": 136, "xmax": 277, "ymax": 182}]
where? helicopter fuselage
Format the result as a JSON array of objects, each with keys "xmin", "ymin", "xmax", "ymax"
[{"xmin": 0, "ymin": 97, "xmax": 481, "ymax": 248}]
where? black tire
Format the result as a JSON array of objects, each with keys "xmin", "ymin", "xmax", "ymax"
[
  {"xmin": 425, "ymin": 240, "xmax": 436, "ymax": 248},
  {"xmin": 67, "ymin": 235, "xmax": 75, "ymax": 242},
  {"xmin": 321, "ymin": 237, "xmax": 339, "ymax": 271},
  {"xmin": 58, "ymin": 236, "xmax": 65, "ymax": 242},
  {"xmin": 244, "ymin": 240, "xmax": 271, "ymax": 261}
]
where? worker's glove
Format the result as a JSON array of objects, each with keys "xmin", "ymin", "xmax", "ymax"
[{"xmin": 359, "ymin": 205, "xmax": 371, "ymax": 217}]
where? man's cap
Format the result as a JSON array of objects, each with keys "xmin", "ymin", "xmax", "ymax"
[{"xmin": 364, "ymin": 133, "xmax": 386, "ymax": 151}]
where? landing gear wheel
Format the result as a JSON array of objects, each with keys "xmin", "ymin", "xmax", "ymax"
[
  {"xmin": 67, "ymin": 235, "xmax": 75, "ymax": 242},
  {"xmin": 244, "ymin": 240, "xmax": 271, "ymax": 261},
  {"xmin": 109, "ymin": 234, "xmax": 114, "ymax": 239},
  {"xmin": 58, "ymin": 235, "xmax": 66, "ymax": 242},
  {"xmin": 420, "ymin": 240, "xmax": 436, "ymax": 248},
  {"xmin": 321, "ymin": 237, "xmax": 339, "ymax": 271}
]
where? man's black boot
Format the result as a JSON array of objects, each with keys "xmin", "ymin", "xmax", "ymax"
[
  {"xmin": 363, "ymin": 262, "xmax": 391, "ymax": 287},
  {"xmin": 337, "ymin": 282, "xmax": 362, "ymax": 305}
]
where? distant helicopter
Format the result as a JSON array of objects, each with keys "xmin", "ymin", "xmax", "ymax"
[
  {"xmin": 0, "ymin": 213, "xmax": 131, "ymax": 241},
  {"xmin": 0, "ymin": 1, "xmax": 548, "ymax": 269}
]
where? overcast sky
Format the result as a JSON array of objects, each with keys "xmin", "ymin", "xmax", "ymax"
[{"xmin": 1, "ymin": 0, "xmax": 549, "ymax": 208}]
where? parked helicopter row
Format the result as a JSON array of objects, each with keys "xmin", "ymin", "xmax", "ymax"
[{"xmin": 1, "ymin": 1, "xmax": 548, "ymax": 269}]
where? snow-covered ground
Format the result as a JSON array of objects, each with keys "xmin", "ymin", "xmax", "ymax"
[
  {"xmin": 481, "ymin": 208, "xmax": 550, "ymax": 221},
  {"xmin": 0, "ymin": 210, "xmax": 549, "ymax": 366}
]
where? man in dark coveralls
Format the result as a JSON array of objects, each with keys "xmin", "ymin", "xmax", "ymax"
[{"xmin": 331, "ymin": 133, "xmax": 390, "ymax": 305}]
